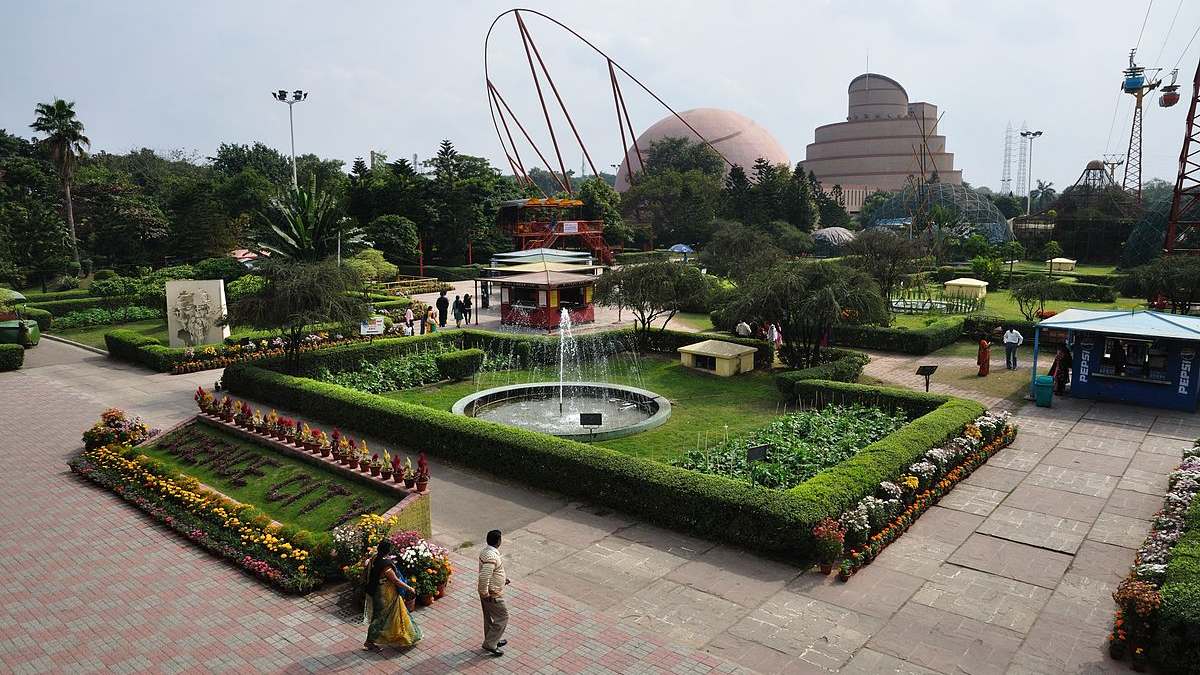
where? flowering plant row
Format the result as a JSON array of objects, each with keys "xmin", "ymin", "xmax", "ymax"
[
  {"xmin": 69, "ymin": 443, "xmax": 322, "ymax": 593},
  {"xmin": 825, "ymin": 411, "xmax": 1015, "ymax": 581},
  {"xmin": 82, "ymin": 408, "xmax": 158, "ymax": 450},
  {"xmin": 1107, "ymin": 445, "xmax": 1200, "ymax": 669},
  {"xmin": 334, "ymin": 515, "xmax": 452, "ymax": 605},
  {"xmin": 172, "ymin": 332, "xmax": 367, "ymax": 374},
  {"xmin": 194, "ymin": 388, "xmax": 430, "ymax": 490}
]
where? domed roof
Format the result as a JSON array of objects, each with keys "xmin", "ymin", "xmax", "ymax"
[
  {"xmin": 865, "ymin": 183, "xmax": 1013, "ymax": 244},
  {"xmin": 615, "ymin": 108, "xmax": 789, "ymax": 191},
  {"xmin": 812, "ymin": 227, "xmax": 856, "ymax": 245},
  {"xmin": 1086, "ymin": 159, "xmax": 1104, "ymax": 170}
]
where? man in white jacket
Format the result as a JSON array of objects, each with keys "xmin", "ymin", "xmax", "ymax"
[
  {"xmin": 1003, "ymin": 327, "xmax": 1024, "ymax": 370},
  {"xmin": 477, "ymin": 529, "xmax": 509, "ymax": 656}
]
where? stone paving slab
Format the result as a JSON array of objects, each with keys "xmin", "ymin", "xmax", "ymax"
[
  {"xmin": 1002, "ymin": 484, "xmax": 1107, "ymax": 522},
  {"xmin": 1087, "ymin": 512, "xmax": 1152, "ymax": 549},
  {"xmin": 909, "ymin": 564, "xmax": 1052, "ymax": 634},
  {"xmin": 1020, "ymin": 464, "xmax": 1118, "ymax": 499},
  {"xmin": 1041, "ymin": 446, "xmax": 1131, "ymax": 477},
  {"xmin": 1101, "ymin": 488, "xmax": 1164, "ymax": 521},
  {"xmin": 1054, "ymin": 432, "xmax": 1140, "ymax": 458},
  {"xmin": 788, "ymin": 564, "xmax": 925, "ymax": 620},
  {"xmin": 1116, "ymin": 467, "xmax": 1170, "ymax": 495},
  {"xmin": 962, "ymin": 465, "xmax": 1027, "ymax": 492},
  {"xmin": 727, "ymin": 590, "xmax": 884, "ymax": 671},
  {"xmin": 665, "ymin": 546, "xmax": 799, "ymax": 609},
  {"xmin": 947, "ymin": 534, "xmax": 1072, "ymax": 589},
  {"xmin": 868, "ymin": 603, "xmax": 1024, "ymax": 675},
  {"xmin": 976, "ymin": 506, "xmax": 1091, "ymax": 554},
  {"xmin": 937, "ymin": 484, "xmax": 1008, "ymax": 517}
]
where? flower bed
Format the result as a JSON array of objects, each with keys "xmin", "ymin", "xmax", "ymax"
[
  {"xmin": 69, "ymin": 444, "xmax": 321, "ymax": 593},
  {"xmin": 82, "ymin": 408, "xmax": 157, "ymax": 450},
  {"xmin": 333, "ymin": 516, "xmax": 453, "ymax": 606},
  {"xmin": 1107, "ymin": 445, "xmax": 1200, "ymax": 672},
  {"xmin": 826, "ymin": 411, "xmax": 1015, "ymax": 580}
]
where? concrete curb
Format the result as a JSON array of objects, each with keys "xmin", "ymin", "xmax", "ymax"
[{"xmin": 42, "ymin": 333, "xmax": 109, "ymax": 356}]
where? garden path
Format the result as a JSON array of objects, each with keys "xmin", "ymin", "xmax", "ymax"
[{"xmin": 2, "ymin": 338, "xmax": 1193, "ymax": 673}]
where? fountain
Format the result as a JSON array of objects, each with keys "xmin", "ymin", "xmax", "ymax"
[{"xmin": 452, "ymin": 308, "xmax": 671, "ymax": 440}]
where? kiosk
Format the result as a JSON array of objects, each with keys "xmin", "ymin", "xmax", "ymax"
[
  {"xmin": 486, "ymin": 271, "xmax": 596, "ymax": 330},
  {"xmin": 1031, "ymin": 309, "xmax": 1200, "ymax": 412}
]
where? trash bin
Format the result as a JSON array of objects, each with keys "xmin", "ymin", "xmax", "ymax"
[{"xmin": 1034, "ymin": 375, "xmax": 1054, "ymax": 407}]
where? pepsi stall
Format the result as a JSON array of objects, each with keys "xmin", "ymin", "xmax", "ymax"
[{"xmin": 1030, "ymin": 310, "xmax": 1200, "ymax": 412}]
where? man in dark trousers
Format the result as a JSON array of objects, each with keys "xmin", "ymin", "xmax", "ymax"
[
  {"xmin": 478, "ymin": 529, "xmax": 509, "ymax": 656},
  {"xmin": 435, "ymin": 290, "xmax": 449, "ymax": 328}
]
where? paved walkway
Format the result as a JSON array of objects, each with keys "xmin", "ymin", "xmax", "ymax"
[{"xmin": 2, "ymin": 339, "xmax": 1194, "ymax": 673}]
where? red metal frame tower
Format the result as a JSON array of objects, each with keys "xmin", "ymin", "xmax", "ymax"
[{"xmin": 1164, "ymin": 60, "xmax": 1200, "ymax": 254}]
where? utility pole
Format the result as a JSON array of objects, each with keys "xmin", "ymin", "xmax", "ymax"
[
  {"xmin": 1020, "ymin": 129, "xmax": 1043, "ymax": 214},
  {"xmin": 271, "ymin": 89, "xmax": 308, "ymax": 188}
]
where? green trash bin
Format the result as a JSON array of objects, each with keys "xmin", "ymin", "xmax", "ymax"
[{"xmin": 1034, "ymin": 375, "xmax": 1054, "ymax": 407}]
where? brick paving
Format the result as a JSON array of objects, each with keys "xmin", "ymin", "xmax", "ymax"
[{"xmin": 2, "ymin": 339, "xmax": 1194, "ymax": 673}]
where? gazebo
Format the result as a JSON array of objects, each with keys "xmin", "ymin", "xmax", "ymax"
[
  {"xmin": 484, "ymin": 271, "xmax": 596, "ymax": 330},
  {"xmin": 1031, "ymin": 309, "xmax": 1200, "ymax": 411}
]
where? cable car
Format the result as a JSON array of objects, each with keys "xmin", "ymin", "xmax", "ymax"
[
  {"xmin": 1123, "ymin": 71, "xmax": 1146, "ymax": 93},
  {"xmin": 1160, "ymin": 69, "xmax": 1180, "ymax": 107}
]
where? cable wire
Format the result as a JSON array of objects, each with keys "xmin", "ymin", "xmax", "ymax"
[
  {"xmin": 1173, "ymin": 21, "xmax": 1200, "ymax": 71},
  {"xmin": 1154, "ymin": 0, "xmax": 1185, "ymax": 64},
  {"xmin": 1135, "ymin": 0, "xmax": 1155, "ymax": 51}
]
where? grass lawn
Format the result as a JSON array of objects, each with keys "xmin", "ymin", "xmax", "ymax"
[
  {"xmin": 386, "ymin": 356, "xmax": 785, "ymax": 462},
  {"xmin": 51, "ymin": 319, "xmax": 168, "ymax": 349},
  {"xmin": 140, "ymin": 422, "xmax": 399, "ymax": 535},
  {"xmin": 1008, "ymin": 261, "xmax": 1117, "ymax": 275},
  {"xmin": 887, "ymin": 290, "xmax": 1141, "ymax": 330},
  {"xmin": 671, "ymin": 311, "xmax": 715, "ymax": 332}
]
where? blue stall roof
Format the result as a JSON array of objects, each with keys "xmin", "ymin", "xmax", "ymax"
[{"xmin": 1038, "ymin": 309, "xmax": 1200, "ymax": 340}]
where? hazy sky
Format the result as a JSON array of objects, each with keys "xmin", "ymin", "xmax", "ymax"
[{"xmin": 3, "ymin": 1, "xmax": 1198, "ymax": 192}]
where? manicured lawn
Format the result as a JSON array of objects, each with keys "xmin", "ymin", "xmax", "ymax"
[
  {"xmin": 139, "ymin": 422, "xmax": 399, "ymax": 535},
  {"xmin": 52, "ymin": 319, "xmax": 168, "ymax": 349},
  {"xmin": 887, "ymin": 290, "xmax": 1141, "ymax": 329},
  {"xmin": 671, "ymin": 312, "xmax": 715, "ymax": 332},
  {"xmin": 1008, "ymin": 260, "xmax": 1117, "ymax": 275},
  {"xmin": 387, "ymin": 356, "xmax": 785, "ymax": 462}
]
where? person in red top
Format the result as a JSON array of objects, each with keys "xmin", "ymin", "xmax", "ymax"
[{"xmin": 977, "ymin": 338, "xmax": 991, "ymax": 377}]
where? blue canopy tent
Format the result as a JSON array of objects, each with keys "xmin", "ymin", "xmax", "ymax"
[
  {"xmin": 1031, "ymin": 309, "xmax": 1200, "ymax": 411},
  {"xmin": 668, "ymin": 243, "xmax": 695, "ymax": 261}
]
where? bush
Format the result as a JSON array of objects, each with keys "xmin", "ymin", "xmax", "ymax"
[
  {"xmin": 18, "ymin": 288, "xmax": 90, "ymax": 302},
  {"xmin": 0, "ymin": 344, "xmax": 23, "ymax": 371},
  {"xmin": 394, "ymin": 264, "xmax": 482, "ymax": 281},
  {"xmin": 1046, "ymin": 280, "xmax": 1117, "ymax": 303},
  {"xmin": 93, "ymin": 269, "xmax": 118, "ymax": 281},
  {"xmin": 436, "ymin": 348, "xmax": 485, "ymax": 380},
  {"xmin": 28, "ymin": 296, "xmax": 137, "ymax": 317},
  {"xmin": 52, "ymin": 306, "xmax": 163, "ymax": 330},
  {"xmin": 221, "ymin": 361, "xmax": 981, "ymax": 562},
  {"xmin": 831, "ymin": 317, "xmax": 964, "ymax": 354},
  {"xmin": 226, "ymin": 274, "xmax": 266, "ymax": 303},
  {"xmin": 614, "ymin": 250, "xmax": 670, "ymax": 264},
  {"xmin": 19, "ymin": 307, "xmax": 52, "ymax": 332},
  {"xmin": 1155, "ymin": 502, "xmax": 1200, "ymax": 674},
  {"xmin": 193, "ymin": 257, "xmax": 250, "ymax": 282},
  {"xmin": 775, "ymin": 349, "xmax": 869, "ymax": 397}
]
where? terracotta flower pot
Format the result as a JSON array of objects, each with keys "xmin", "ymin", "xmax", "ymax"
[
  {"xmin": 435, "ymin": 583, "xmax": 446, "ymax": 598},
  {"xmin": 837, "ymin": 570, "xmax": 851, "ymax": 582},
  {"xmin": 404, "ymin": 596, "xmax": 416, "ymax": 612},
  {"xmin": 293, "ymin": 438, "xmax": 304, "ymax": 448},
  {"xmin": 370, "ymin": 466, "xmax": 380, "ymax": 477},
  {"xmin": 418, "ymin": 594, "xmax": 434, "ymax": 607},
  {"xmin": 319, "ymin": 448, "xmax": 330, "ymax": 457},
  {"xmin": 380, "ymin": 470, "xmax": 392, "ymax": 481},
  {"xmin": 359, "ymin": 461, "xmax": 371, "ymax": 473},
  {"xmin": 404, "ymin": 478, "xmax": 415, "ymax": 489},
  {"xmin": 819, "ymin": 563, "xmax": 833, "ymax": 575},
  {"xmin": 392, "ymin": 473, "xmax": 403, "ymax": 483},
  {"xmin": 416, "ymin": 479, "xmax": 429, "ymax": 493}
]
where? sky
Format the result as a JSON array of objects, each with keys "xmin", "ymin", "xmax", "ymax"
[{"xmin": 3, "ymin": 0, "xmax": 1199, "ymax": 193}]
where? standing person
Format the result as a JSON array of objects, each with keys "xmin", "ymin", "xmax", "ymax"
[
  {"xmin": 1003, "ymin": 326, "xmax": 1024, "ymax": 370},
  {"xmin": 404, "ymin": 306, "xmax": 415, "ymax": 333},
  {"xmin": 426, "ymin": 307, "xmax": 437, "ymax": 334},
  {"xmin": 735, "ymin": 320, "xmax": 751, "ymax": 337},
  {"xmin": 363, "ymin": 540, "xmax": 422, "ymax": 652},
  {"xmin": 977, "ymin": 338, "xmax": 991, "ymax": 377},
  {"xmin": 765, "ymin": 322, "xmax": 778, "ymax": 347},
  {"xmin": 478, "ymin": 529, "xmax": 510, "ymax": 657},
  {"xmin": 772, "ymin": 323, "xmax": 784, "ymax": 352},
  {"xmin": 452, "ymin": 295, "xmax": 464, "ymax": 329},
  {"xmin": 436, "ymin": 291, "xmax": 450, "ymax": 328},
  {"xmin": 1049, "ymin": 344, "xmax": 1073, "ymax": 394},
  {"xmin": 463, "ymin": 294, "xmax": 473, "ymax": 325}
]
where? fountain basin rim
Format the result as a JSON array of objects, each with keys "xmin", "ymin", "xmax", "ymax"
[{"xmin": 451, "ymin": 381, "xmax": 672, "ymax": 441}]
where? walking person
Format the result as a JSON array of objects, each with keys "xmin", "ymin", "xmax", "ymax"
[
  {"xmin": 463, "ymin": 294, "xmax": 472, "ymax": 325},
  {"xmin": 1049, "ymin": 344, "xmax": 1073, "ymax": 395},
  {"xmin": 735, "ymin": 320, "xmax": 751, "ymax": 338},
  {"xmin": 977, "ymin": 338, "xmax": 991, "ymax": 377},
  {"xmin": 452, "ymin": 295, "xmax": 464, "ymax": 329},
  {"xmin": 1003, "ymin": 326, "xmax": 1024, "ymax": 370},
  {"xmin": 363, "ymin": 540, "xmax": 422, "ymax": 652},
  {"xmin": 426, "ymin": 307, "xmax": 437, "ymax": 334},
  {"xmin": 478, "ymin": 529, "xmax": 510, "ymax": 657},
  {"xmin": 404, "ymin": 306, "xmax": 415, "ymax": 333},
  {"xmin": 436, "ymin": 291, "xmax": 449, "ymax": 328}
]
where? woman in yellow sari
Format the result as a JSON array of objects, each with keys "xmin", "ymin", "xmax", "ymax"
[{"xmin": 364, "ymin": 540, "xmax": 422, "ymax": 651}]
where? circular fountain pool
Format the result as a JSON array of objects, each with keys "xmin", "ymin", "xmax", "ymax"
[{"xmin": 451, "ymin": 382, "xmax": 671, "ymax": 441}]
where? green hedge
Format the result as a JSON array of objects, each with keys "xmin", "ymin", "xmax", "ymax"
[
  {"xmin": 394, "ymin": 264, "xmax": 482, "ymax": 281},
  {"xmin": 18, "ymin": 288, "xmax": 91, "ymax": 302},
  {"xmin": 221, "ymin": 362, "xmax": 981, "ymax": 561},
  {"xmin": 1155, "ymin": 500, "xmax": 1200, "ymax": 674},
  {"xmin": 436, "ymin": 348, "xmax": 485, "ymax": 380},
  {"xmin": 774, "ymin": 348, "xmax": 869, "ymax": 397},
  {"xmin": 1045, "ymin": 280, "xmax": 1117, "ymax": 303},
  {"xmin": 103, "ymin": 330, "xmax": 185, "ymax": 371},
  {"xmin": 28, "ymin": 296, "xmax": 139, "ymax": 317},
  {"xmin": 0, "ymin": 344, "xmax": 23, "ymax": 371},
  {"xmin": 832, "ymin": 316, "xmax": 964, "ymax": 355},
  {"xmin": 614, "ymin": 250, "xmax": 671, "ymax": 264},
  {"xmin": 19, "ymin": 307, "xmax": 52, "ymax": 332}
]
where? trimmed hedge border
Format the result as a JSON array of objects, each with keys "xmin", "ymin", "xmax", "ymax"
[
  {"xmin": 775, "ymin": 348, "xmax": 869, "ymax": 397},
  {"xmin": 28, "ymin": 296, "xmax": 140, "ymax": 316},
  {"xmin": 832, "ymin": 317, "xmax": 964, "ymax": 355},
  {"xmin": 18, "ymin": 288, "xmax": 90, "ymax": 302},
  {"xmin": 221, "ymin": 360, "xmax": 982, "ymax": 561},
  {"xmin": 20, "ymin": 307, "xmax": 52, "ymax": 332},
  {"xmin": 436, "ymin": 348, "xmax": 484, "ymax": 380},
  {"xmin": 1156, "ymin": 505, "xmax": 1200, "ymax": 673},
  {"xmin": 0, "ymin": 344, "xmax": 24, "ymax": 371}
]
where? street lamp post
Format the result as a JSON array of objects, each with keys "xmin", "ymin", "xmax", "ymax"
[
  {"xmin": 1020, "ymin": 129, "xmax": 1043, "ymax": 214},
  {"xmin": 272, "ymin": 89, "xmax": 308, "ymax": 188}
]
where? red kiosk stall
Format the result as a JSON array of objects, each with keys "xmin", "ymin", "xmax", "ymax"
[{"xmin": 488, "ymin": 271, "xmax": 596, "ymax": 330}]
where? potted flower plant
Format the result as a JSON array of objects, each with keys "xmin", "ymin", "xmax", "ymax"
[
  {"xmin": 380, "ymin": 450, "xmax": 393, "ymax": 481},
  {"xmin": 370, "ymin": 453, "xmax": 382, "ymax": 477},
  {"xmin": 415, "ymin": 452, "xmax": 430, "ymax": 493},
  {"xmin": 265, "ymin": 410, "xmax": 279, "ymax": 438},
  {"xmin": 221, "ymin": 396, "xmax": 235, "ymax": 422},
  {"xmin": 281, "ymin": 418, "xmax": 295, "ymax": 445},
  {"xmin": 812, "ymin": 518, "xmax": 845, "ymax": 575},
  {"xmin": 251, "ymin": 409, "xmax": 266, "ymax": 433},
  {"xmin": 358, "ymin": 441, "xmax": 372, "ymax": 473},
  {"xmin": 403, "ymin": 457, "xmax": 415, "ymax": 489},
  {"xmin": 390, "ymin": 454, "xmax": 404, "ymax": 483},
  {"xmin": 317, "ymin": 431, "xmax": 331, "ymax": 457}
]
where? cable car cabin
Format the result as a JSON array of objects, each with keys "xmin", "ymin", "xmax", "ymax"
[
  {"xmin": 495, "ymin": 198, "xmax": 614, "ymax": 264},
  {"xmin": 488, "ymin": 270, "xmax": 596, "ymax": 330},
  {"xmin": 1160, "ymin": 88, "xmax": 1180, "ymax": 107},
  {"xmin": 1123, "ymin": 72, "xmax": 1146, "ymax": 93}
]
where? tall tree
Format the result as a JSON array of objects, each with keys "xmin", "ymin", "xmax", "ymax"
[
  {"xmin": 578, "ymin": 176, "xmax": 629, "ymax": 245},
  {"xmin": 255, "ymin": 179, "xmax": 359, "ymax": 262},
  {"xmin": 30, "ymin": 99, "xmax": 90, "ymax": 268},
  {"xmin": 847, "ymin": 229, "xmax": 921, "ymax": 316},
  {"xmin": 593, "ymin": 260, "xmax": 708, "ymax": 334},
  {"xmin": 782, "ymin": 163, "xmax": 820, "ymax": 232},
  {"xmin": 722, "ymin": 165, "xmax": 753, "ymax": 223}
]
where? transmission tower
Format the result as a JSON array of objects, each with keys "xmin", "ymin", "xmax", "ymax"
[
  {"xmin": 1122, "ymin": 49, "xmax": 1162, "ymax": 203},
  {"xmin": 1015, "ymin": 121, "xmax": 1029, "ymax": 197},
  {"xmin": 1164, "ymin": 59, "xmax": 1200, "ymax": 254},
  {"xmin": 1000, "ymin": 122, "xmax": 1014, "ymax": 195},
  {"xmin": 1102, "ymin": 154, "xmax": 1125, "ymax": 182}
]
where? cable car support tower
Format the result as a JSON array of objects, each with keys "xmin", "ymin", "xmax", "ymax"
[{"xmin": 1164, "ymin": 59, "xmax": 1200, "ymax": 254}]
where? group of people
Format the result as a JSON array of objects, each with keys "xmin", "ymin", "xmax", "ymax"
[
  {"xmin": 734, "ymin": 319, "xmax": 784, "ymax": 351},
  {"xmin": 978, "ymin": 326, "xmax": 1073, "ymax": 395},
  {"xmin": 362, "ymin": 529, "xmax": 512, "ymax": 657},
  {"xmin": 398, "ymin": 290, "xmax": 475, "ymax": 336}
]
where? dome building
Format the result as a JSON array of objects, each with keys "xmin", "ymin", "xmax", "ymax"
[
  {"xmin": 864, "ymin": 183, "xmax": 1013, "ymax": 244},
  {"xmin": 615, "ymin": 108, "xmax": 789, "ymax": 191},
  {"xmin": 801, "ymin": 74, "xmax": 962, "ymax": 204}
]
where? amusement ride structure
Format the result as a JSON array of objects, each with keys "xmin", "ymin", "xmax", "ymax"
[{"xmin": 1164, "ymin": 59, "xmax": 1200, "ymax": 254}]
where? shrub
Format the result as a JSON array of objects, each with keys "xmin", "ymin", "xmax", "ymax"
[
  {"xmin": 28, "ymin": 296, "xmax": 135, "ymax": 317},
  {"xmin": 226, "ymin": 274, "xmax": 266, "ymax": 302},
  {"xmin": 52, "ymin": 306, "xmax": 163, "ymax": 330},
  {"xmin": 436, "ymin": 348, "xmax": 485, "ymax": 380},
  {"xmin": 0, "ymin": 344, "xmax": 23, "ymax": 371},
  {"xmin": 831, "ymin": 317, "xmax": 964, "ymax": 355},
  {"xmin": 21, "ymin": 288, "xmax": 90, "ymax": 302},
  {"xmin": 1154, "ymin": 501, "xmax": 1200, "ymax": 673},
  {"xmin": 221, "ymin": 362, "xmax": 982, "ymax": 562},
  {"xmin": 93, "ymin": 268, "xmax": 118, "ymax": 281},
  {"xmin": 193, "ymin": 256, "xmax": 250, "ymax": 282},
  {"xmin": 775, "ymin": 348, "xmax": 869, "ymax": 397},
  {"xmin": 19, "ymin": 307, "xmax": 51, "ymax": 332}
]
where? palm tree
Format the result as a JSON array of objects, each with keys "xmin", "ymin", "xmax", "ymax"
[
  {"xmin": 30, "ymin": 99, "xmax": 89, "ymax": 267},
  {"xmin": 1030, "ymin": 180, "xmax": 1057, "ymax": 211},
  {"xmin": 254, "ymin": 178, "xmax": 362, "ymax": 262}
]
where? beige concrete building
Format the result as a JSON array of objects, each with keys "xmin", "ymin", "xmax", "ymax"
[
  {"xmin": 802, "ymin": 73, "xmax": 962, "ymax": 204},
  {"xmin": 677, "ymin": 339, "xmax": 757, "ymax": 377}
]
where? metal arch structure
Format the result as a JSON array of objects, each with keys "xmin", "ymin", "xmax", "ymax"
[
  {"xmin": 1164, "ymin": 59, "xmax": 1200, "ymax": 255},
  {"xmin": 483, "ymin": 8, "xmax": 733, "ymax": 198}
]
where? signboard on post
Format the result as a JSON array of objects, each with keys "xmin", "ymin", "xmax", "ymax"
[
  {"xmin": 746, "ymin": 444, "xmax": 769, "ymax": 463},
  {"xmin": 360, "ymin": 316, "xmax": 385, "ymax": 336},
  {"xmin": 562, "ymin": 221, "xmax": 579, "ymax": 234},
  {"xmin": 579, "ymin": 412, "xmax": 603, "ymax": 427}
]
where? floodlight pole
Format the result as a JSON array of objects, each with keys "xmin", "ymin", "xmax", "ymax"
[
  {"xmin": 1020, "ymin": 130, "xmax": 1043, "ymax": 214},
  {"xmin": 272, "ymin": 89, "xmax": 308, "ymax": 189}
]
